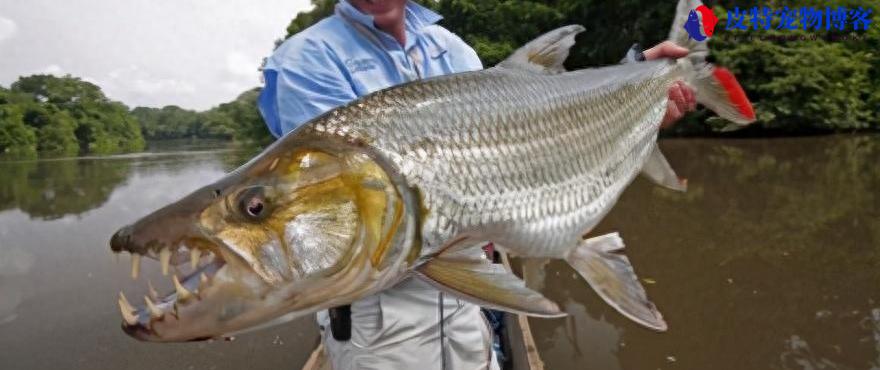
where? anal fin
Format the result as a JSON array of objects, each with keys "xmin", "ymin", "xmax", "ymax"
[
  {"xmin": 642, "ymin": 145, "xmax": 687, "ymax": 192},
  {"xmin": 415, "ymin": 249, "xmax": 564, "ymax": 318},
  {"xmin": 567, "ymin": 233, "xmax": 668, "ymax": 331}
]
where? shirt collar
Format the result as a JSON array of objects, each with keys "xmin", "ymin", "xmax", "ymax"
[{"xmin": 336, "ymin": 1, "xmax": 443, "ymax": 33}]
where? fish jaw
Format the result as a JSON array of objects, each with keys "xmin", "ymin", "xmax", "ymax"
[
  {"xmin": 108, "ymin": 177, "xmax": 279, "ymax": 342},
  {"xmin": 118, "ymin": 246, "xmax": 385, "ymax": 342},
  {"xmin": 109, "ymin": 138, "xmax": 417, "ymax": 342},
  {"xmin": 119, "ymin": 257, "xmax": 269, "ymax": 342}
]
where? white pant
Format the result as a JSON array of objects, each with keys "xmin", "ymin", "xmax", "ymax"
[{"xmin": 318, "ymin": 278, "xmax": 501, "ymax": 370}]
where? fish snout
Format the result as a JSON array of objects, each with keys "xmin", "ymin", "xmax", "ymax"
[
  {"xmin": 109, "ymin": 197, "xmax": 208, "ymax": 256},
  {"xmin": 108, "ymin": 220, "xmax": 183, "ymax": 256},
  {"xmin": 110, "ymin": 224, "xmax": 133, "ymax": 253}
]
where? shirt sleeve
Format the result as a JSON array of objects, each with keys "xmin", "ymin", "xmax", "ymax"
[
  {"xmin": 429, "ymin": 26, "xmax": 484, "ymax": 73},
  {"xmin": 258, "ymin": 39, "xmax": 358, "ymax": 138}
]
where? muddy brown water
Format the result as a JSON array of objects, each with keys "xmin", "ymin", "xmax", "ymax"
[{"xmin": 0, "ymin": 136, "xmax": 877, "ymax": 369}]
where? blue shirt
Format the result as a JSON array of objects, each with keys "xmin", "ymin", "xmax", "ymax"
[{"xmin": 258, "ymin": 0, "xmax": 483, "ymax": 138}]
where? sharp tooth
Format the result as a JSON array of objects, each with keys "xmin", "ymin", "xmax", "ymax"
[
  {"xmin": 147, "ymin": 280, "xmax": 159, "ymax": 300},
  {"xmin": 159, "ymin": 248, "xmax": 172, "ymax": 275},
  {"xmin": 172, "ymin": 274, "xmax": 193, "ymax": 301},
  {"xmin": 199, "ymin": 273, "xmax": 210, "ymax": 295},
  {"xmin": 118, "ymin": 292, "xmax": 138, "ymax": 325},
  {"xmin": 130, "ymin": 254, "xmax": 141, "ymax": 280},
  {"xmin": 144, "ymin": 296, "xmax": 163, "ymax": 319},
  {"xmin": 119, "ymin": 292, "xmax": 134, "ymax": 311},
  {"xmin": 190, "ymin": 249, "xmax": 202, "ymax": 270}
]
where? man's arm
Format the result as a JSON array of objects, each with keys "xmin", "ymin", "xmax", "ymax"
[
  {"xmin": 259, "ymin": 40, "xmax": 358, "ymax": 138},
  {"xmin": 431, "ymin": 26, "xmax": 484, "ymax": 72}
]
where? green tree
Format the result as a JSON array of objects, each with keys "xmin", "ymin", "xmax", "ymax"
[
  {"xmin": 132, "ymin": 104, "xmax": 239, "ymax": 141},
  {"xmin": 1, "ymin": 75, "xmax": 145, "ymax": 157},
  {"xmin": 280, "ymin": 0, "xmax": 879, "ymax": 135},
  {"xmin": 211, "ymin": 88, "xmax": 273, "ymax": 145},
  {"xmin": 0, "ymin": 99, "xmax": 38, "ymax": 157},
  {"xmin": 36, "ymin": 111, "xmax": 79, "ymax": 156},
  {"xmin": 285, "ymin": 0, "xmax": 337, "ymax": 38}
]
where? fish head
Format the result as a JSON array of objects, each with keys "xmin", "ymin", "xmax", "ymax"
[{"xmin": 110, "ymin": 139, "xmax": 415, "ymax": 342}]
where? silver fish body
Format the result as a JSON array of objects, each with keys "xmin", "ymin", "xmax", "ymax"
[{"xmin": 302, "ymin": 59, "xmax": 679, "ymax": 258}]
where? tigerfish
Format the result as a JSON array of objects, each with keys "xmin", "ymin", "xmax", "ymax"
[{"xmin": 109, "ymin": 0, "xmax": 754, "ymax": 342}]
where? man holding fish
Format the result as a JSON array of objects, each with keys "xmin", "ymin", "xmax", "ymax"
[
  {"xmin": 257, "ymin": 1, "xmax": 696, "ymax": 369},
  {"xmin": 110, "ymin": 1, "xmax": 757, "ymax": 370}
]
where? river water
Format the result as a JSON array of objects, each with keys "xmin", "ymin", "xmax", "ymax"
[{"xmin": 0, "ymin": 136, "xmax": 877, "ymax": 369}]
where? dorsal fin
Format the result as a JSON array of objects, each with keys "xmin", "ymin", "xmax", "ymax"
[{"xmin": 498, "ymin": 25, "xmax": 585, "ymax": 74}]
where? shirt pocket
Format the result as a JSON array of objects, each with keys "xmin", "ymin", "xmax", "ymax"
[{"xmin": 349, "ymin": 293, "xmax": 384, "ymax": 348}]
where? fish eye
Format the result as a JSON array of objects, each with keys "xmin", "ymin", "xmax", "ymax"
[
  {"xmin": 236, "ymin": 187, "xmax": 270, "ymax": 221},
  {"xmin": 246, "ymin": 198, "xmax": 264, "ymax": 216}
]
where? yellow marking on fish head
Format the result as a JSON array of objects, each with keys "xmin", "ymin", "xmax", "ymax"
[{"xmin": 198, "ymin": 148, "xmax": 404, "ymax": 286}]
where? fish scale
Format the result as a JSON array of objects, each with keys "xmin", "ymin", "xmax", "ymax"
[{"xmin": 305, "ymin": 60, "xmax": 678, "ymax": 257}]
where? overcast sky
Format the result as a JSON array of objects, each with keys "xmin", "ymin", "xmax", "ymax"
[{"xmin": 0, "ymin": 0, "xmax": 312, "ymax": 110}]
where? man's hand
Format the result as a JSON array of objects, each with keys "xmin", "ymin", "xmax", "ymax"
[{"xmin": 644, "ymin": 41, "xmax": 696, "ymax": 129}]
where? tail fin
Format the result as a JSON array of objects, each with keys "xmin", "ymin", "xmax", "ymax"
[
  {"xmin": 670, "ymin": 0, "xmax": 756, "ymax": 126},
  {"xmin": 566, "ymin": 233, "xmax": 667, "ymax": 331}
]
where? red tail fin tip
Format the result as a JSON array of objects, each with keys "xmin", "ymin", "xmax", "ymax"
[{"xmin": 711, "ymin": 67, "xmax": 755, "ymax": 122}]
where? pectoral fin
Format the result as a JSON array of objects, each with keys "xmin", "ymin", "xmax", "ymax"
[
  {"xmin": 416, "ymin": 254, "xmax": 564, "ymax": 318},
  {"xmin": 642, "ymin": 145, "xmax": 687, "ymax": 192},
  {"xmin": 567, "ymin": 233, "xmax": 668, "ymax": 331}
]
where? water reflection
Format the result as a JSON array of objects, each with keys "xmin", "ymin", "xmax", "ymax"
[
  {"xmin": 0, "ymin": 159, "xmax": 132, "ymax": 220},
  {"xmin": 0, "ymin": 245, "xmax": 35, "ymax": 326},
  {"xmin": 0, "ymin": 143, "xmax": 315, "ymax": 370},
  {"xmin": 780, "ymin": 335, "xmax": 850, "ymax": 370},
  {"xmin": 0, "ymin": 136, "xmax": 876, "ymax": 369},
  {"xmin": 530, "ymin": 135, "xmax": 879, "ymax": 370}
]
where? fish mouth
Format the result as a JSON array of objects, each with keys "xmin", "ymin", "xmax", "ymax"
[{"xmin": 112, "ymin": 234, "xmax": 229, "ymax": 341}]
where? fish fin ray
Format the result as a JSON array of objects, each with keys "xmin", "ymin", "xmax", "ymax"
[
  {"xmin": 642, "ymin": 145, "xmax": 687, "ymax": 192},
  {"xmin": 567, "ymin": 232, "xmax": 668, "ymax": 331},
  {"xmin": 416, "ymin": 251, "xmax": 565, "ymax": 318},
  {"xmin": 498, "ymin": 25, "xmax": 585, "ymax": 74},
  {"xmin": 621, "ymin": 43, "xmax": 646, "ymax": 64},
  {"xmin": 693, "ymin": 67, "xmax": 756, "ymax": 126}
]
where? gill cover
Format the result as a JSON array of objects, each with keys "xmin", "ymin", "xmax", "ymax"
[{"xmin": 200, "ymin": 146, "xmax": 408, "ymax": 287}]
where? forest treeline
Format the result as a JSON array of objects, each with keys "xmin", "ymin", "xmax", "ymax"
[
  {"xmin": 1, "ymin": 0, "xmax": 877, "ymax": 157},
  {"xmin": 0, "ymin": 75, "xmax": 269, "ymax": 158},
  {"xmin": 0, "ymin": 75, "xmax": 145, "ymax": 157}
]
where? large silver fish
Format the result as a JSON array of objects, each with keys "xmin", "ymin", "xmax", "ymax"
[{"xmin": 109, "ymin": 0, "xmax": 754, "ymax": 341}]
